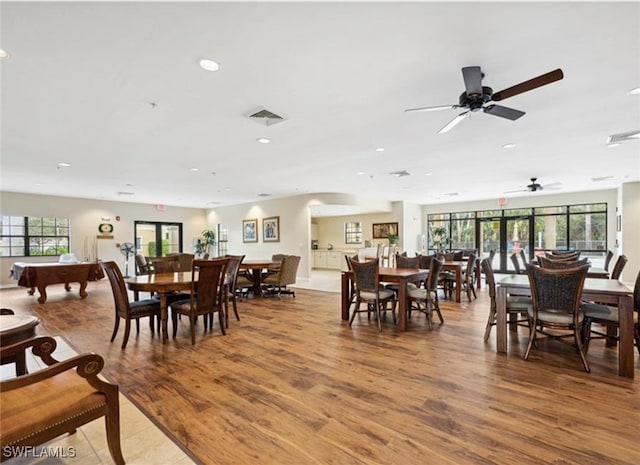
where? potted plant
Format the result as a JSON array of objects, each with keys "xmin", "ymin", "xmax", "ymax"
[
  {"xmin": 194, "ymin": 229, "xmax": 216, "ymax": 257},
  {"xmin": 432, "ymin": 227, "xmax": 450, "ymax": 251},
  {"xmin": 387, "ymin": 233, "xmax": 398, "ymax": 245}
]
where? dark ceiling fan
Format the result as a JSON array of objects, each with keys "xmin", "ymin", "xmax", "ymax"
[
  {"xmin": 504, "ymin": 177, "xmax": 562, "ymax": 194},
  {"xmin": 405, "ymin": 67, "xmax": 563, "ymax": 133}
]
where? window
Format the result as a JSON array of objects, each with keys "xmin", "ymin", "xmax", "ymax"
[
  {"xmin": 217, "ymin": 224, "xmax": 229, "ymax": 256},
  {"xmin": 1, "ymin": 216, "xmax": 70, "ymax": 257},
  {"xmin": 344, "ymin": 222, "xmax": 362, "ymax": 244},
  {"xmin": 134, "ymin": 221, "xmax": 182, "ymax": 257}
]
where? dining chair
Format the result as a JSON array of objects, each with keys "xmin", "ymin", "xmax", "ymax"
[
  {"xmin": 582, "ymin": 268, "xmax": 640, "ymax": 354},
  {"xmin": 222, "ymin": 254, "xmax": 245, "ymax": 327},
  {"xmin": 262, "ymin": 255, "xmax": 301, "ymax": 298},
  {"xmin": 1, "ymin": 336, "xmax": 125, "ymax": 465},
  {"xmin": 544, "ymin": 251, "xmax": 581, "ymax": 261},
  {"xmin": 149, "ymin": 256, "xmax": 180, "ymax": 273},
  {"xmin": 538, "ymin": 256, "xmax": 589, "ymax": 269},
  {"xmin": 510, "ymin": 253, "xmax": 525, "ymax": 274},
  {"xmin": 386, "ymin": 255, "xmax": 420, "ymax": 295},
  {"xmin": 481, "ymin": 258, "xmax": 531, "ymax": 342},
  {"xmin": 610, "ymin": 255, "xmax": 628, "ymax": 280},
  {"xmin": 170, "ymin": 258, "xmax": 230, "ymax": 344},
  {"xmin": 524, "ymin": 263, "xmax": 591, "ymax": 372},
  {"xmin": 408, "ymin": 257, "xmax": 444, "ymax": 329},
  {"xmin": 461, "ymin": 252, "xmax": 478, "ymax": 301},
  {"xmin": 518, "ymin": 249, "xmax": 528, "ymax": 266},
  {"xmin": 603, "ymin": 250, "xmax": 615, "ymax": 272},
  {"xmin": 347, "ymin": 257, "xmax": 397, "ymax": 331},
  {"xmin": 135, "ymin": 254, "xmax": 151, "ymax": 275},
  {"xmin": 102, "ymin": 261, "xmax": 161, "ymax": 349}
]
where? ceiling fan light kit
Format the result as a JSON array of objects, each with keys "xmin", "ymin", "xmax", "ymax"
[{"xmin": 406, "ymin": 66, "xmax": 564, "ymax": 133}]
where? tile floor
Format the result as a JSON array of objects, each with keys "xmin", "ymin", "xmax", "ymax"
[{"xmin": 1, "ymin": 337, "xmax": 198, "ymax": 465}]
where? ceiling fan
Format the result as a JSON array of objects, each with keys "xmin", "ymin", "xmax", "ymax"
[
  {"xmin": 504, "ymin": 177, "xmax": 562, "ymax": 194},
  {"xmin": 405, "ymin": 66, "xmax": 564, "ymax": 133}
]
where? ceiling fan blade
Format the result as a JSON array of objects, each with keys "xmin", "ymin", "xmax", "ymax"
[
  {"xmin": 483, "ymin": 104, "xmax": 526, "ymax": 120},
  {"xmin": 543, "ymin": 182, "xmax": 563, "ymax": 190},
  {"xmin": 404, "ymin": 104, "xmax": 459, "ymax": 113},
  {"xmin": 491, "ymin": 68, "xmax": 564, "ymax": 101},
  {"xmin": 438, "ymin": 111, "xmax": 470, "ymax": 134},
  {"xmin": 462, "ymin": 66, "xmax": 483, "ymax": 96},
  {"xmin": 503, "ymin": 188, "xmax": 528, "ymax": 194}
]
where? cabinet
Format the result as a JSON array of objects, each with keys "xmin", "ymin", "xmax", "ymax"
[{"xmin": 312, "ymin": 250, "xmax": 349, "ymax": 270}]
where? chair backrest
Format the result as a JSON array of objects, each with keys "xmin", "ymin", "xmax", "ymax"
[
  {"xmin": 396, "ymin": 255, "xmax": 419, "ymax": 269},
  {"xmin": 223, "ymin": 254, "xmax": 245, "ymax": 290},
  {"xmin": 135, "ymin": 254, "xmax": 150, "ymax": 275},
  {"xmin": 425, "ymin": 258, "xmax": 443, "ymax": 293},
  {"xmin": 376, "ymin": 243, "xmax": 385, "ymax": 262},
  {"xmin": 416, "ymin": 254, "xmax": 432, "ymax": 270},
  {"xmin": 442, "ymin": 251, "xmax": 456, "ymax": 261},
  {"xmin": 452, "ymin": 250, "xmax": 464, "ymax": 261},
  {"xmin": 545, "ymin": 251, "xmax": 581, "ymax": 261},
  {"xmin": 349, "ymin": 257, "xmax": 381, "ymax": 294},
  {"xmin": 488, "ymin": 249, "xmax": 496, "ymax": 268},
  {"xmin": 550, "ymin": 249, "xmax": 579, "ymax": 256},
  {"xmin": 510, "ymin": 253, "xmax": 523, "ymax": 273},
  {"xmin": 633, "ymin": 268, "xmax": 640, "ymax": 313},
  {"xmin": 481, "ymin": 258, "xmax": 496, "ymax": 305},
  {"xmin": 610, "ymin": 255, "xmax": 628, "ymax": 280},
  {"xmin": 101, "ymin": 261, "xmax": 132, "ymax": 317},
  {"xmin": 525, "ymin": 263, "xmax": 589, "ymax": 318},
  {"xmin": 275, "ymin": 255, "xmax": 301, "ymax": 286},
  {"xmin": 465, "ymin": 253, "xmax": 477, "ymax": 275},
  {"xmin": 603, "ymin": 250, "xmax": 615, "ymax": 272},
  {"xmin": 191, "ymin": 258, "xmax": 229, "ymax": 312},
  {"xmin": 538, "ymin": 256, "xmax": 589, "ymax": 269},
  {"xmin": 167, "ymin": 253, "xmax": 194, "ymax": 272},
  {"xmin": 149, "ymin": 256, "xmax": 179, "ymax": 273},
  {"xmin": 518, "ymin": 249, "xmax": 528, "ymax": 265}
]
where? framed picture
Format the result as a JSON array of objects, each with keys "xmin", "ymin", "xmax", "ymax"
[
  {"xmin": 372, "ymin": 222, "xmax": 398, "ymax": 239},
  {"xmin": 242, "ymin": 219, "xmax": 258, "ymax": 243},
  {"xmin": 263, "ymin": 216, "xmax": 280, "ymax": 242}
]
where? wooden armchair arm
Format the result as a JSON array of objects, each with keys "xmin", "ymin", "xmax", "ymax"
[{"xmin": 0, "ymin": 335, "xmax": 59, "ymax": 366}]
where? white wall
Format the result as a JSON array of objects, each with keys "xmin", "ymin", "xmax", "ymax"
[
  {"xmin": 0, "ymin": 192, "xmax": 207, "ymax": 286},
  {"xmin": 620, "ymin": 182, "xmax": 640, "ymax": 283}
]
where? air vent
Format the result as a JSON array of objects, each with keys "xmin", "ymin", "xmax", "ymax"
[
  {"xmin": 592, "ymin": 176, "xmax": 613, "ymax": 182},
  {"xmin": 247, "ymin": 108, "xmax": 285, "ymax": 126},
  {"xmin": 606, "ymin": 130, "xmax": 640, "ymax": 145},
  {"xmin": 389, "ymin": 170, "xmax": 412, "ymax": 177},
  {"xmin": 257, "ymin": 193, "xmax": 271, "ymax": 197}
]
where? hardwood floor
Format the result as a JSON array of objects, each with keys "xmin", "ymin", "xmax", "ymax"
[{"xmin": 1, "ymin": 279, "xmax": 638, "ymax": 465}]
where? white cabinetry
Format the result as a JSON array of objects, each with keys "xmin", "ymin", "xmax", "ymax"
[
  {"xmin": 313, "ymin": 251, "xmax": 328, "ymax": 268},
  {"xmin": 312, "ymin": 250, "xmax": 349, "ymax": 270}
]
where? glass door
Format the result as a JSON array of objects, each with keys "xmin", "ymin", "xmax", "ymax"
[
  {"xmin": 505, "ymin": 216, "xmax": 531, "ymax": 271},
  {"xmin": 134, "ymin": 221, "xmax": 183, "ymax": 258},
  {"xmin": 479, "ymin": 217, "xmax": 502, "ymax": 270},
  {"xmin": 478, "ymin": 215, "xmax": 532, "ymax": 273}
]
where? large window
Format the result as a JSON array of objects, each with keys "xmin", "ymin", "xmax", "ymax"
[
  {"xmin": 344, "ymin": 221, "xmax": 362, "ymax": 244},
  {"xmin": 1, "ymin": 216, "xmax": 70, "ymax": 257}
]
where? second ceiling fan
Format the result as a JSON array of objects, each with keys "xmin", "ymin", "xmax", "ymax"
[{"xmin": 405, "ymin": 66, "xmax": 563, "ymax": 133}]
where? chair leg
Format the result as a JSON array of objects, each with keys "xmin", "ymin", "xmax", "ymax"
[
  {"xmin": 110, "ymin": 316, "xmax": 120, "ymax": 343},
  {"xmin": 218, "ymin": 310, "xmax": 226, "ymax": 335},
  {"xmin": 484, "ymin": 307, "xmax": 496, "ymax": 342},
  {"xmin": 104, "ymin": 398, "xmax": 125, "ymax": 465},
  {"xmin": 574, "ymin": 327, "xmax": 591, "ymax": 373},
  {"xmin": 432, "ymin": 300, "xmax": 444, "ymax": 324},
  {"xmin": 121, "ymin": 319, "xmax": 132, "ymax": 349},
  {"xmin": 375, "ymin": 302, "xmax": 383, "ymax": 332},
  {"xmin": 582, "ymin": 318, "xmax": 592, "ymax": 354},
  {"xmin": 172, "ymin": 310, "xmax": 179, "ymax": 338},
  {"xmin": 135, "ymin": 319, "xmax": 140, "ymax": 334},
  {"xmin": 348, "ymin": 301, "xmax": 360, "ymax": 327},
  {"xmin": 523, "ymin": 318, "xmax": 536, "ymax": 360},
  {"xmin": 190, "ymin": 314, "xmax": 196, "ymax": 345}
]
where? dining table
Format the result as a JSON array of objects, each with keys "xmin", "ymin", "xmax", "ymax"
[
  {"xmin": 125, "ymin": 271, "xmax": 194, "ymax": 342},
  {"xmin": 496, "ymin": 274, "xmax": 635, "ymax": 378},
  {"xmin": 441, "ymin": 261, "xmax": 467, "ymax": 303},
  {"xmin": 0, "ymin": 313, "xmax": 40, "ymax": 375},
  {"xmin": 341, "ymin": 267, "xmax": 429, "ymax": 331},
  {"xmin": 238, "ymin": 259, "xmax": 278, "ymax": 295}
]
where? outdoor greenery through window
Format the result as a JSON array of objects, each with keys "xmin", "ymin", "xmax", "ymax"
[
  {"xmin": 1, "ymin": 216, "xmax": 70, "ymax": 257},
  {"xmin": 344, "ymin": 221, "xmax": 362, "ymax": 244}
]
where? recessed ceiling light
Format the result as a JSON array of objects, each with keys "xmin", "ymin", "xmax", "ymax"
[
  {"xmin": 592, "ymin": 176, "xmax": 613, "ymax": 182},
  {"xmin": 57, "ymin": 162, "xmax": 71, "ymax": 168},
  {"xmin": 0, "ymin": 49, "xmax": 8, "ymax": 59},
  {"xmin": 117, "ymin": 191, "xmax": 135, "ymax": 196},
  {"xmin": 502, "ymin": 143, "xmax": 517, "ymax": 149},
  {"xmin": 423, "ymin": 172, "xmax": 433, "ymax": 176},
  {"xmin": 190, "ymin": 168, "xmax": 199, "ymax": 172},
  {"xmin": 207, "ymin": 201, "xmax": 221, "ymax": 205},
  {"xmin": 375, "ymin": 147, "xmax": 385, "ymax": 152},
  {"xmin": 257, "ymin": 137, "xmax": 271, "ymax": 144},
  {"xmin": 356, "ymin": 171, "xmax": 366, "ymax": 176},
  {"xmin": 607, "ymin": 143, "xmax": 621, "ymax": 148},
  {"xmin": 198, "ymin": 58, "xmax": 220, "ymax": 72},
  {"xmin": 627, "ymin": 87, "xmax": 640, "ymax": 95}
]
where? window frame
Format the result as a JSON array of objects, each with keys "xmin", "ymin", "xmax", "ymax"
[{"xmin": 1, "ymin": 216, "xmax": 70, "ymax": 257}]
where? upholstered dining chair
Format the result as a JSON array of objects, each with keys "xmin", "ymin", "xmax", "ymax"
[
  {"xmin": 386, "ymin": 255, "xmax": 420, "ymax": 295},
  {"xmin": 538, "ymin": 256, "xmax": 589, "ymax": 269},
  {"xmin": 524, "ymin": 263, "xmax": 591, "ymax": 372},
  {"xmin": 407, "ymin": 257, "xmax": 444, "ymax": 329},
  {"xmin": 582, "ymin": 268, "xmax": 640, "ymax": 354},
  {"xmin": 347, "ymin": 257, "xmax": 397, "ymax": 332},
  {"xmin": 135, "ymin": 253, "xmax": 150, "ymax": 275},
  {"xmin": 481, "ymin": 258, "xmax": 531, "ymax": 342},
  {"xmin": 261, "ymin": 255, "xmax": 301, "ymax": 298},
  {"xmin": 544, "ymin": 251, "xmax": 581, "ymax": 261},
  {"xmin": 148, "ymin": 255, "xmax": 180, "ymax": 273},
  {"xmin": 0, "ymin": 336, "xmax": 125, "ymax": 465},
  {"xmin": 170, "ymin": 257, "xmax": 230, "ymax": 344},
  {"xmin": 102, "ymin": 261, "xmax": 161, "ymax": 349}
]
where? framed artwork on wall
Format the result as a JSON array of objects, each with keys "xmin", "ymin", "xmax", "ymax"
[
  {"xmin": 242, "ymin": 219, "xmax": 258, "ymax": 243},
  {"xmin": 263, "ymin": 216, "xmax": 280, "ymax": 242},
  {"xmin": 372, "ymin": 222, "xmax": 398, "ymax": 239}
]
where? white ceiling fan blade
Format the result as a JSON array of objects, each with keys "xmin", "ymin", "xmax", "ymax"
[
  {"xmin": 543, "ymin": 182, "xmax": 563, "ymax": 190},
  {"xmin": 503, "ymin": 188, "xmax": 528, "ymax": 194},
  {"xmin": 438, "ymin": 112, "xmax": 470, "ymax": 134},
  {"xmin": 405, "ymin": 104, "xmax": 459, "ymax": 113}
]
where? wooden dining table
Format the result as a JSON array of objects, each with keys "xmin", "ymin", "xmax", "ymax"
[
  {"xmin": 341, "ymin": 267, "xmax": 429, "ymax": 331},
  {"xmin": 238, "ymin": 260, "xmax": 278, "ymax": 295},
  {"xmin": 496, "ymin": 274, "xmax": 635, "ymax": 378},
  {"xmin": 125, "ymin": 272, "xmax": 193, "ymax": 342},
  {"xmin": 0, "ymin": 314, "xmax": 40, "ymax": 375},
  {"xmin": 441, "ymin": 261, "xmax": 466, "ymax": 303}
]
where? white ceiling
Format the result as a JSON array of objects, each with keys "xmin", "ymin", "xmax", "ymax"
[{"xmin": 1, "ymin": 1, "xmax": 639, "ymax": 212}]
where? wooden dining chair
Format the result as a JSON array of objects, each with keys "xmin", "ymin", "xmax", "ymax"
[
  {"xmin": 171, "ymin": 258, "xmax": 230, "ymax": 344},
  {"xmin": 603, "ymin": 250, "xmax": 615, "ymax": 272},
  {"xmin": 610, "ymin": 255, "xmax": 628, "ymax": 280},
  {"xmin": 408, "ymin": 257, "xmax": 444, "ymax": 329},
  {"xmin": 524, "ymin": 263, "xmax": 591, "ymax": 372},
  {"xmin": 222, "ymin": 254, "xmax": 245, "ymax": 327},
  {"xmin": 102, "ymin": 261, "xmax": 161, "ymax": 349},
  {"xmin": 347, "ymin": 257, "xmax": 397, "ymax": 332}
]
